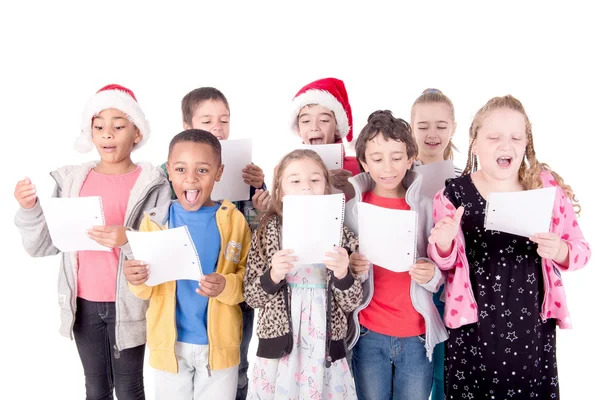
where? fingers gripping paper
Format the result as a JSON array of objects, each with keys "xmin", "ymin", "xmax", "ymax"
[
  {"xmin": 211, "ymin": 138, "xmax": 253, "ymax": 202},
  {"xmin": 40, "ymin": 196, "xmax": 110, "ymax": 252},
  {"xmin": 282, "ymin": 193, "xmax": 345, "ymax": 265},
  {"xmin": 484, "ymin": 187, "xmax": 556, "ymax": 238},
  {"xmin": 357, "ymin": 202, "xmax": 418, "ymax": 272},
  {"xmin": 125, "ymin": 226, "xmax": 202, "ymax": 287}
]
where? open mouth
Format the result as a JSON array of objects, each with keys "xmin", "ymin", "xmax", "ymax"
[
  {"xmin": 497, "ymin": 156, "xmax": 512, "ymax": 168},
  {"xmin": 184, "ymin": 190, "xmax": 200, "ymax": 204},
  {"xmin": 425, "ymin": 141, "xmax": 441, "ymax": 147},
  {"xmin": 309, "ymin": 137, "xmax": 325, "ymax": 145},
  {"xmin": 380, "ymin": 176, "xmax": 397, "ymax": 181}
]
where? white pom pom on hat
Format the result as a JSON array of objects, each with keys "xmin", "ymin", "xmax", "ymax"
[{"xmin": 75, "ymin": 84, "xmax": 150, "ymax": 153}]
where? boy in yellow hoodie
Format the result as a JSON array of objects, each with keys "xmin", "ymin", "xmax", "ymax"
[{"xmin": 123, "ymin": 129, "xmax": 251, "ymax": 400}]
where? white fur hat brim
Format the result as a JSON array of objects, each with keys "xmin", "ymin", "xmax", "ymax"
[
  {"xmin": 289, "ymin": 89, "xmax": 350, "ymax": 140},
  {"xmin": 75, "ymin": 89, "xmax": 150, "ymax": 153}
]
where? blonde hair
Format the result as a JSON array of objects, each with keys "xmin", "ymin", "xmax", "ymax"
[
  {"xmin": 255, "ymin": 149, "xmax": 333, "ymax": 256},
  {"xmin": 464, "ymin": 95, "xmax": 580, "ymax": 214},
  {"xmin": 411, "ymin": 88, "xmax": 458, "ymax": 160}
]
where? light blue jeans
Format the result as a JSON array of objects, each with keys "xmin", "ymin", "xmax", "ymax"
[{"xmin": 352, "ymin": 326, "xmax": 433, "ymax": 400}]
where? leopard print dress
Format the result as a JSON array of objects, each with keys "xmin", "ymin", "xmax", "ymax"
[{"xmin": 248, "ymin": 262, "xmax": 357, "ymax": 400}]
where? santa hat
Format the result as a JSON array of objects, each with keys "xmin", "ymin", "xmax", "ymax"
[
  {"xmin": 75, "ymin": 84, "xmax": 150, "ymax": 153},
  {"xmin": 289, "ymin": 77, "xmax": 353, "ymax": 143}
]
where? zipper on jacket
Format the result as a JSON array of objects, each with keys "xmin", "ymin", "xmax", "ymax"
[{"xmin": 115, "ymin": 180, "xmax": 164, "ymax": 351}]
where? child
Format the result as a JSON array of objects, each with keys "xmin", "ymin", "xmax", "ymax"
[
  {"xmin": 344, "ymin": 110, "xmax": 448, "ymax": 400},
  {"xmin": 123, "ymin": 129, "xmax": 251, "ymax": 399},
  {"xmin": 427, "ymin": 95, "xmax": 591, "ymax": 399},
  {"xmin": 13, "ymin": 84, "xmax": 172, "ymax": 399},
  {"xmin": 160, "ymin": 87, "xmax": 267, "ymax": 400},
  {"xmin": 410, "ymin": 88, "xmax": 462, "ymax": 400},
  {"xmin": 290, "ymin": 77, "xmax": 361, "ymax": 198},
  {"xmin": 244, "ymin": 149, "xmax": 362, "ymax": 399}
]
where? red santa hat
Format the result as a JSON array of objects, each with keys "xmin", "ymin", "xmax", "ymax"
[
  {"xmin": 75, "ymin": 84, "xmax": 150, "ymax": 153},
  {"xmin": 289, "ymin": 77, "xmax": 353, "ymax": 143}
]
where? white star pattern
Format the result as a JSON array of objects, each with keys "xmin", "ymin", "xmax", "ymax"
[
  {"xmin": 492, "ymin": 283, "xmax": 501, "ymax": 292},
  {"xmin": 518, "ymin": 287, "xmax": 524, "ymax": 294},
  {"xmin": 506, "ymin": 332, "xmax": 518, "ymax": 342},
  {"xmin": 476, "ymin": 267, "xmax": 485, "ymax": 275},
  {"xmin": 544, "ymin": 343, "xmax": 553, "ymax": 352},
  {"xmin": 526, "ymin": 273, "xmax": 536, "ymax": 284},
  {"xmin": 480, "ymin": 311, "xmax": 489, "ymax": 319},
  {"xmin": 508, "ymin": 389, "xmax": 515, "ymax": 397},
  {"xmin": 456, "ymin": 337, "xmax": 464, "ymax": 346},
  {"xmin": 551, "ymin": 377, "xmax": 558, "ymax": 386},
  {"xmin": 456, "ymin": 371, "xmax": 465, "ymax": 380},
  {"xmin": 470, "ymin": 346, "xmax": 478, "ymax": 356},
  {"xmin": 495, "ymin": 275, "xmax": 501, "ymax": 280},
  {"xmin": 506, "ymin": 246, "xmax": 514, "ymax": 253},
  {"xmin": 516, "ymin": 255, "xmax": 524, "ymax": 262}
]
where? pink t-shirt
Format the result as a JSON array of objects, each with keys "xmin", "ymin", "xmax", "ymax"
[{"xmin": 78, "ymin": 167, "xmax": 141, "ymax": 302}]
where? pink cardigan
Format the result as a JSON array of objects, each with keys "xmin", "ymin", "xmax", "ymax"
[{"xmin": 427, "ymin": 171, "xmax": 591, "ymax": 329}]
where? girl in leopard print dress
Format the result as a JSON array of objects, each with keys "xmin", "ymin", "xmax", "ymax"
[{"xmin": 244, "ymin": 149, "xmax": 362, "ymax": 400}]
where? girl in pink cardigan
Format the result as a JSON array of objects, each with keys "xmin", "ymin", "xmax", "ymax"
[{"xmin": 427, "ymin": 95, "xmax": 590, "ymax": 399}]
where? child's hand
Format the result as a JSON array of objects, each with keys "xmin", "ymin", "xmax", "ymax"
[
  {"xmin": 243, "ymin": 164, "xmax": 265, "ymax": 189},
  {"xmin": 252, "ymin": 189, "xmax": 271, "ymax": 212},
  {"xmin": 349, "ymin": 252, "xmax": 370, "ymax": 275},
  {"xmin": 428, "ymin": 206, "xmax": 464, "ymax": 254},
  {"xmin": 324, "ymin": 246, "xmax": 350, "ymax": 280},
  {"xmin": 529, "ymin": 232, "xmax": 568, "ymax": 263},
  {"xmin": 270, "ymin": 249, "xmax": 297, "ymax": 284},
  {"xmin": 123, "ymin": 260, "xmax": 149, "ymax": 286},
  {"xmin": 88, "ymin": 226, "xmax": 128, "ymax": 249},
  {"xmin": 329, "ymin": 169, "xmax": 352, "ymax": 192},
  {"xmin": 196, "ymin": 273, "xmax": 226, "ymax": 297},
  {"xmin": 409, "ymin": 260, "xmax": 435, "ymax": 284},
  {"xmin": 14, "ymin": 178, "xmax": 37, "ymax": 209}
]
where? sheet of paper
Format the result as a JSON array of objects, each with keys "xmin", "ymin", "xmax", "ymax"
[
  {"xmin": 40, "ymin": 196, "xmax": 110, "ymax": 252},
  {"xmin": 125, "ymin": 226, "xmax": 202, "ymax": 287},
  {"xmin": 211, "ymin": 138, "xmax": 253, "ymax": 202},
  {"xmin": 296, "ymin": 143, "xmax": 344, "ymax": 171},
  {"xmin": 357, "ymin": 202, "xmax": 417, "ymax": 272},
  {"xmin": 484, "ymin": 187, "xmax": 556, "ymax": 238},
  {"xmin": 282, "ymin": 193, "xmax": 345, "ymax": 265},
  {"xmin": 413, "ymin": 160, "xmax": 457, "ymax": 199}
]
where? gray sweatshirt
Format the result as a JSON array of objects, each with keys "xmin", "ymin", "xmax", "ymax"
[
  {"xmin": 14, "ymin": 161, "xmax": 172, "ymax": 351},
  {"xmin": 344, "ymin": 170, "xmax": 449, "ymax": 360}
]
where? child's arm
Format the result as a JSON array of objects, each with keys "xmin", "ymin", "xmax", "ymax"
[
  {"xmin": 14, "ymin": 179, "xmax": 60, "ymax": 257},
  {"xmin": 531, "ymin": 186, "xmax": 591, "ymax": 271},
  {"xmin": 427, "ymin": 189, "xmax": 464, "ymax": 270},
  {"xmin": 243, "ymin": 230, "xmax": 287, "ymax": 308},
  {"xmin": 124, "ymin": 259, "xmax": 154, "ymax": 300},
  {"xmin": 329, "ymin": 226, "xmax": 363, "ymax": 312},
  {"xmin": 212, "ymin": 223, "xmax": 252, "ymax": 306}
]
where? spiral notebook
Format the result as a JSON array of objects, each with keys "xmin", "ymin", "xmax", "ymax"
[
  {"xmin": 40, "ymin": 196, "xmax": 110, "ymax": 252},
  {"xmin": 357, "ymin": 202, "xmax": 418, "ymax": 272},
  {"xmin": 413, "ymin": 160, "xmax": 457, "ymax": 199},
  {"xmin": 125, "ymin": 226, "xmax": 202, "ymax": 287},
  {"xmin": 296, "ymin": 143, "xmax": 344, "ymax": 170},
  {"xmin": 282, "ymin": 193, "xmax": 345, "ymax": 265},
  {"xmin": 211, "ymin": 138, "xmax": 253, "ymax": 202},
  {"xmin": 484, "ymin": 187, "xmax": 556, "ymax": 238}
]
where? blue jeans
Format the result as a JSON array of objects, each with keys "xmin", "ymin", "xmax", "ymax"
[
  {"xmin": 236, "ymin": 301, "xmax": 254, "ymax": 400},
  {"xmin": 73, "ymin": 297, "xmax": 145, "ymax": 400},
  {"xmin": 431, "ymin": 285, "xmax": 445, "ymax": 400},
  {"xmin": 352, "ymin": 326, "xmax": 432, "ymax": 400}
]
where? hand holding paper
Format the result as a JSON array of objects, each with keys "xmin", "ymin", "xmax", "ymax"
[
  {"xmin": 529, "ymin": 232, "xmax": 569, "ymax": 263},
  {"xmin": 409, "ymin": 259, "xmax": 435, "ymax": 284},
  {"xmin": 125, "ymin": 226, "xmax": 202, "ymax": 287},
  {"xmin": 40, "ymin": 196, "xmax": 110, "ymax": 252},
  {"xmin": 123, "ymin": 259, "xmax": 150, "ymax": 286},
  {"xmin": 196, "ymin": 273, "xmax": 226, "ymax": 297},
  {"xmin": 324, "ymin": 246, "xmax": 350, "ymax": 279}
]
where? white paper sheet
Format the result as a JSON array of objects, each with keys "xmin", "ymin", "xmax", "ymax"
[
  {"xmin": 357, "ymin": 202, "xmax": 417, "ymax": 272},
  {"xmin": 125, "ymin": 226, "xmax": 202, "ymax": 287},
  {"xmin": 484, "ymin": 187, "xmax": 556, "ymax": 238},
  {"xmin": 282, "ymin": 193, "xmax": 345, "ymax": 265},
  {"xmin": 296, "ymin": 143, "xmax": 344, "ymax": 170},
  {"xmin": 40, "ymin": 196, "xmax": 110, "ymax": 252},
  {"xmin": 211, "ymin": 138, "xmax": 253, "ymax": 202},
  {"xmin": 413, "ymin": 160, "xmax": 457, "ymax": 199}
]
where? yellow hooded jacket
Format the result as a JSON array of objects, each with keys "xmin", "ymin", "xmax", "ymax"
[{"xmin": 128, "ymin": 200, "xmax": 251, "ymax": 374}]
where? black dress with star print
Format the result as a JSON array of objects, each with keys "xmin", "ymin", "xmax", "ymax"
[{"xmin": 443, "ymin": 175, "xmax": 559, "ymax": 400}]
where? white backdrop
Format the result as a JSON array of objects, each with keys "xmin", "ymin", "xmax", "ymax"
[{"xmin": 1, "ymin": 1, "xmax": 598, "ymax": 398}]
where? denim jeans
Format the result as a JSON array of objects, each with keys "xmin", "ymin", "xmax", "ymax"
[
  {"xmin": 73, "ymin": 297, "xmax": 146, "ymax": 400},
  {"xmin": 431, "ymin": 285, "xmax": 445, "ymax": 400},
  {"xmin": 236, "ymin": 301, "xmax": 254, "ymax": 400},
  {"xmin": 352, "ymin": 326, "xmax": 433, "ymax": 400}
]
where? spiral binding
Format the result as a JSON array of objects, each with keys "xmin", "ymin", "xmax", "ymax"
[
  {"xmin": 338, "ymin": 142, "xmax": 344, "ymax": 169},
  {"xmin": 97, "ymin": 196, "xmax": 107, "ymax": 225},
  {"xmin": 336, "ymin": 195, "xmax": 346, "ymax": 247},
  {"xmin": 483, "ymin": 200, "xmax": 492, "ymax": 231},
  {"xmin": 183, "ymin": 225, "xmax": 202, "ymax": 274},
  {"xmin": 411, "ymin": 212, "xmax": 419, "ymax": 263}
]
